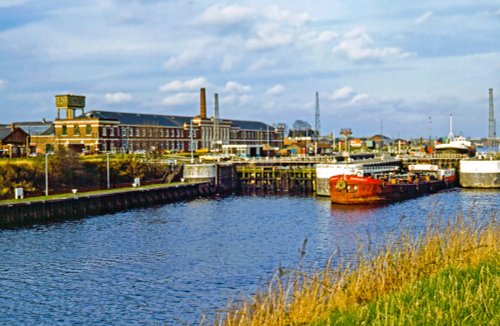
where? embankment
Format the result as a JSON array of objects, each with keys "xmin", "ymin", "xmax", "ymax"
[{"xmin": 0, "ymin": 183, "xmax": 216, "ymax": 228}]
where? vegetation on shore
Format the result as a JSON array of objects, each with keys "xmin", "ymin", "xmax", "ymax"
[
  {"xmin": 0, "ymin": 149, "xmax": 172, "ymax": 198},
  {"xmin": 214, "ymin": 210, "xmax": 498, "ymax": 325}
]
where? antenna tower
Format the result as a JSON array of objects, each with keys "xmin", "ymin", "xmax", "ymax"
[
  {"xmin": 488, "ymin": 88, "xmax": 496, "ymax": 143},
  {"xmin": 212, "ymin": 93, "xmax": 220, "ymax": 151},
  {"xmin": 315, "ymin": 92, "xmax": 321, "ymax": 140}
]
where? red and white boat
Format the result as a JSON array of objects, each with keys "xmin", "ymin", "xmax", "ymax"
[{"xmin": 329, "ymin": 164, "xmax": 457, "ymax": 205}]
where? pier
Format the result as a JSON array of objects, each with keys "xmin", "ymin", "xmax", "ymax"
[{"xmin": 231, "ymin": 153, "xmax": 467, "ymax": 194}]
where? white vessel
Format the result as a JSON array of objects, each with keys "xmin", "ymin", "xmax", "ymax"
[
  {"xmin": 435, "ymin": 135, "xmax": 473, "ymax": 154},
  {"xmin": 435, "ymin": 114, "xmax": 474, "ymax": 155}
]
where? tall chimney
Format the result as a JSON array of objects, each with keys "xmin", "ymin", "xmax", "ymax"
[{"xmin": 200, "ymin": 88, "xmax": 207, "ymax": 119}]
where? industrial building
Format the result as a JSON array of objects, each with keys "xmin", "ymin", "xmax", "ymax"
[{"xmin": 27, "ymin": 88, "xmax": 284, "ymax": 155}]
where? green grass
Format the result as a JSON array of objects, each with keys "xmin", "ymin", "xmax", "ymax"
[{"xmin": 320, "ymin": 256, "xmax": 499, "ymax": 325}]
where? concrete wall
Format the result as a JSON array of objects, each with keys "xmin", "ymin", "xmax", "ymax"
[
  {"xmin": 0, "ymin": 183, "xmax": 216, "ymax": 228},
  {"xmin": 460, "ymin": 160, "xmax": 500, "ymax": 188}
]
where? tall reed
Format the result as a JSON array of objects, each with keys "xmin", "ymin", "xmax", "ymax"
[{"xmin": 212, "ymin": 208, "xmax": 498, "ymax": 325}]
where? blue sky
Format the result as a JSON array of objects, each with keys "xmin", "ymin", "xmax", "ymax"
[{"xmin": 0, "ymin": 0, "xmax": 499, "ymax": 138}]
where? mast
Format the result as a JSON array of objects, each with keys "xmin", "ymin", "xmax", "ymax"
[
  {"xmin": 447, "ymin": 114, "xmax": 454, "ymax": 142},
  {"xmin": 489, "ymin": 88, "xmax": 496, "ymax": 146},
  {"xmin": 315, "ymin": 92, "xmax": 320, "ymax": 140}
]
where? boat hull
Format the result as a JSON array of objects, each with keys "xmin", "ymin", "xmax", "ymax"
[{"xmin": 329, "ymin": 175, "xmax": 456, "ymax": 205}]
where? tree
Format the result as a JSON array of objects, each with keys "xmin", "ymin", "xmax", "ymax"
[{"xmin": 292, "ymin": 120, "xmax": 312, "ymax": 131}]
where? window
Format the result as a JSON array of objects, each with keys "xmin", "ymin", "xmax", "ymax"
[
  {"xmin": 135, "ymin": 128, "xmax": 140, "ymax": 137},
  {"xmin": 74, "ymin": 125, "xmax": 80, "ymax": 136},
  {"xmin": 86, "ymin": 125, "xmax": 92, "ymax": 135},
  {"xmin": 62, "ymin": 125, "xmax": 67, "ymax": 136},
  {"xmin": 148, "ymin": 129, "xmax": 152, "ymax": 137},
  {"xmin": 110, "ymin": 127, "xmax": 114, "ymax": 137},
  {"xmin": 129, "ymin": 128, "xmax": 133, "ymax": 137},
  {"xmin": 102, "ymin": 127, "xmax": 107, "ymax": 137},
  {"xmin": 142, "ymin": 129, "xmax": 146, "ymax": 137},
  {"xmin": 160, "ymin": 129, "xmax": 163, "ymax": 137}
]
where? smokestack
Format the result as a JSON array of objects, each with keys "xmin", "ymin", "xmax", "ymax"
[{"xmin": 200, "ymin": 88, "xmax": 207, "ymax": 119}]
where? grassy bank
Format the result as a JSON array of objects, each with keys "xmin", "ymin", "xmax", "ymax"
[
  {"xmin": 214, "ymin": 210, "xmax": 498, "ymax": 325},
  {"xmin": 320, "ymin": 257, "xmax": 499, "ymax": 325}
]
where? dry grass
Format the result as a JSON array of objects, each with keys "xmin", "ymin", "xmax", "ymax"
[{"xmin": 211, "ymin": 208, "xmax": 499, "ymax": 325}]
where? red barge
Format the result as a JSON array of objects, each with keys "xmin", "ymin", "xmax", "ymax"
[{"xmin": 329, "ymin": 164, "xmax": 457, "ymax": 205}]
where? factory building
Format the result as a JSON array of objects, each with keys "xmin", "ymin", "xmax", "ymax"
[{"xmin": 30, "ymin": 89, "xmax": 284, "ymax": 154}]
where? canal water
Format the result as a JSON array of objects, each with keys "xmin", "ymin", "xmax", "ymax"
[{"xmin": 0, "ymin": 189, "xmax": 498, "ymax": 324}]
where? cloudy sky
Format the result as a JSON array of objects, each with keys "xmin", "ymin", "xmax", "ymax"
[{"xmin": 0, "ymin": 0, "xmax": 499, "ymax": 138}]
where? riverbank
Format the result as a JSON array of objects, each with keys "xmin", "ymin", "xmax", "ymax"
[
  {"xmin": 0, "ymin": 182, "xmax": 216, "ymax": 228},
  {"xmin": 216, "ymin": 209, "xmax": 499, "ymax": 325}
]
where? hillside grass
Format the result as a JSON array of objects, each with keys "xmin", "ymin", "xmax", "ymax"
[{"xmin": 214, "ymin": 209, "xmax": 499, "ymax": 325}]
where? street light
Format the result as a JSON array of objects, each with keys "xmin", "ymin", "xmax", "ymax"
[
  {"xmin": 45, "ymin": 153, "xmax": 50, "ymax": 196},
  {"xmin": 190, "ymin": 120, "xmax": 194, "ymax": 164},
  {"xmin": 106, "ymin": 152, "xmax": 110, "ymax": 189}
]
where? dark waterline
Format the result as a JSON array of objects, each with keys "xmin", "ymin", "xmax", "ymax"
[{"xmin": 0, "ymin": 189, "xmax": 498, "ymax": 324}]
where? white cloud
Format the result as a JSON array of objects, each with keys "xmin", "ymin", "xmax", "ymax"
[
  {"xmin": 104, "ymin": 92, "xmax": 133, "ymax": 103},
  {"xmin": 164, "ymin": 51, "xmax": 204, "ymax": 71},
  {"xmin": 220, "ymin": 94, "xmax": 253, "ymax": 107},
  {"xmin": 317, "ymin": 30, "xmax": 339, "ymax": 44},
  {"xmin": 0, "ymin": 79, "xmax": 6, "ymax": 90},
  {"xmin": 348, "ymin": 93, "xmax": 369, "ymax": 105},
  {"xmin": 199, "ymin": 4, "xmax": 255, "ymax": 26},
  {"xmin": 245, "ymin": 5, "xmax": 312, "ymax": 51},
  {"xmin": 333, "ymin": 28, "xmax": 413, "ymax": 62},
  {"xmin": 224, "ymin": 81, "xmax": 251, "ymax": 94},
  {"xmin": 159, "ymin": 77, "xmax": 208, "ymax": 92},
  {"xmin": 330, "ymin": 86, "xmax": 354, "ymax": 100},
  {"xmin": 415, "ymin": 11, "xmax": 433, "ymax": 24},
  {"xmin": 264, "ymin": 5, "xmax": 312, "ymax": 27},
  {"xmin": 327, "ymin": 86, "xmax": 369, "ymax": 106},
  {"xmin": 161, "ymin": 92, "xmax": 198, "ymax": 106},
  {"xmin": 0, "ymin": 0, "xmax": 25, "ymax": 8},
  {"xmin": 266, "ymin": 84, "xmax": 285, "ymax": 96},
  {"xmin": 247, "ymin": 58, "xmax": 276, "ymax": 72},
  {"xmin": 246, "ymin": 28, "xmax": 294, "ymax": 51}
]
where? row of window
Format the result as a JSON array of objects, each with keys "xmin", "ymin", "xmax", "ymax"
[
  {"xmin": 103, "ymin": 140, "xmax": 189, "ymax": 152},
  {"xmin": 104, "ymin": 126, "xmax": 189, "ymax": 138},
  {"xmin": 61, "ymin": 125, "xmax": 92, "ymax": 136},
  {"xmin": 61, "ymin": 125, "xmax": 193, "ymax": 138},
  {"xmin": 60, "ymin": 124, "xmax": 281, "ymax": 140}
]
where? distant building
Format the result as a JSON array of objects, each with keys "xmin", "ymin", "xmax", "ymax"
[
  {"xmin": 0, "ymin": 124, "xmax": 29, "ymax": 157},
  {"xmin": 30, "ymin": 90, "xmax": 284, "ymax": 154}
]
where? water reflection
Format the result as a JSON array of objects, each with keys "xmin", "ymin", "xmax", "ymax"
[{"xmin": 0, "ymin": 188, "xmax": 497, "ymax": 324}]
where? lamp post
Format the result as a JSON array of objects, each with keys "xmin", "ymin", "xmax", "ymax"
[
  {"xmin": 106, "ymin": 152, "xmax": 110, "ymax": 189},
  {"xmin": 190, "ymin": 120, "xmax": 194, "ymax": 164},
  {"xmin": 45, "ymin": 153, "xmax": 49, "ymax": 196}
]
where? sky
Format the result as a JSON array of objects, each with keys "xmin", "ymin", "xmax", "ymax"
[{"xmin": 0, "ymin": 0, "xmax": 499, "ymax": 139}]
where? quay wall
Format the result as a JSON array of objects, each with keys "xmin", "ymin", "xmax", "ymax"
[
  {"xmin": 460, "ymin": 160, "xmax": 500, "ymax": 188},
  {"xmin": 0, "ymin": 183, "xmax": 217, "ymax": 228}
]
